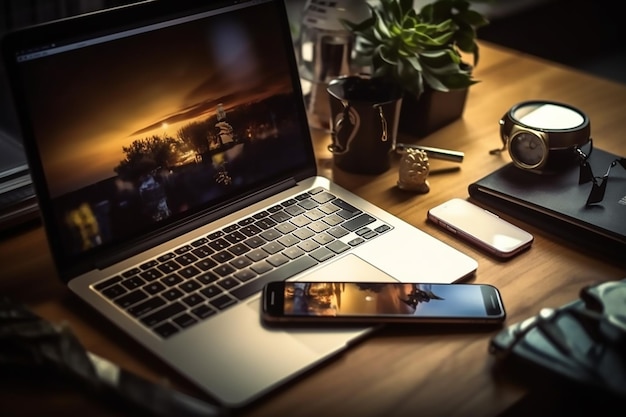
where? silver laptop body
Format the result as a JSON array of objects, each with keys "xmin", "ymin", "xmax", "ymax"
[{"xmin": 2, "ymin": 0, "xmax": 477, "ymax": 407}]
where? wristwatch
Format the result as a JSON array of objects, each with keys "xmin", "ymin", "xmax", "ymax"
[{"xmin": 499, "ymin": 100, "xmax": 591, "ymax": 173}]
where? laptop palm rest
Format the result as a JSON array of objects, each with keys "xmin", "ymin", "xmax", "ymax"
[{"xmin": 247, "ymin": 254, "xmax": 397, "ymax": 353}]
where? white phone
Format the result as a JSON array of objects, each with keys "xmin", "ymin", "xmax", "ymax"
[{"xmin": 427, "ymin": 198, "xmax": 533, "ymax": 258}]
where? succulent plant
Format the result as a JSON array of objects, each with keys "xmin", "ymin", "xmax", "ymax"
[{"xmin": 342, "ymin": 0, "xmax": 489, "ymax": 96}]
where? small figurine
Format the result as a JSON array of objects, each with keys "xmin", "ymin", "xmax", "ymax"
[{"xmin": 397, "ymin": 148, "xmax": 430, "ymax": 193}]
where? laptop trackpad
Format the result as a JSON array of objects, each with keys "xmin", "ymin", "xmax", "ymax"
[{"xmin": 248, "ymin": 254, "xmax": 398, "ymax": 354}]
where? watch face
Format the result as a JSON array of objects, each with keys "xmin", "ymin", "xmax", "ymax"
[{"xmin": 509, "ymin": 131, "xmax": 547, "ymax": 169}]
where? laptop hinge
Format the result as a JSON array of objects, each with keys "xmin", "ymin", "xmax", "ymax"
[{"xmin": 93, "ymin": 177, "xmax": 298, "ymax": 271}]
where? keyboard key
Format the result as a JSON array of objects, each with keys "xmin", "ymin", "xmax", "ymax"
[
  {"xmin": 174, "ymin": 245, "xmax": 193, "ymax": 254},
  {"xmin": 269, "ymin": 211, "xmax": 291, "ymax": 223},
  {"xmin": 122, "ymin": 276, "xmax": 145, "ymax": 290},
  {"xmin": 319, "ymin": 202, "xmax": 340, "ymax": 215},
  {"xmin": 127, "ymin": 296, "xmax": 166, "ymax": 317},
  {"xmin": 173, "ymin": 313, "xmax": 197, "ymax": 328},
  {"xmin": 238, "ymin": 217, "xmax": 255, "ymax": 226},
  {"xmin": 182, "ymin": 293, "xmax": 205, "ymax": 307},
  {"xmin": 308, "ymin": 220, "xmax": 329, "ymax": 233},
  {"xmin": 224, "ymin": 231, "xmax": 246, "ymax": 244},
  {"xmin": 332, "ymin": 198, "xmax": 360, "ymax": 214},
  {"xmin": 191, "ymin": 237, "xmax": 208, "ymax": 247},
  {"xmin": 262, "ymin": 242, "xmax": 283, "ymax": 255},
  {"xmin": 322, "ymin": 214, "xmax": 344, "ymax": 226},
  {"xmin": 244, "ymin": 236, "xmax": 265, "ymax": 248},
  {"xmin": 255, "ymin": 218, "xmax": 277, "ymax": 230},
  {"xmin": 327, "ymin": 226, "xmax": 349, "ymax": 238},
  {"xmin": 195, "ymin": 258, "xmax": 217, "ymax": 271},
  {"xmin": 297, "ymin": 240, "xmax": 320, "ymax": 252},
  {"xmin": 297, "ymin": 198, "xmax": 318, "ymax": 210},
  {"xmin": 311, "ymin": 191, "xmax": 335, "ymax": 204},
  {"xmin": 217, "ymin": 277, "xmax": 239, "ymax": 290},
  {"xmin": 223, "ymin": 224, "xmax": 239, "ymax": 233},
  {"xmin": 178, "ymin": 265, "xmax": 201, "ymax": 279},
  {"xmin": 293, "ymin": 228, "xmax": 314, "ymax": 240},
  {"xmin": 156, "ymin": 252, "xmax": 176, "ymax": 262},
  {"xmin": 228, "ymin": 243, "xmax": 249, "ymax": 256},
  {"xmin": 275, "ymin": 222, "xmax": 297, "ymax": 234},
  {"xmin": 141, "ymin": 302, "xmax": 186, "ymax": 327},
  {"xmin": 260, "ymin": 229, "xmax": 281, "ymax": 241},
  {"xmin": 94, "ymin": 276, "xmax": 122, "ymax": 291},
  {"xmin": 231, "ymin": 255, "xmax": 318, "ymax": 300},
  {"xmin": 191, "ymin": 304, "xmax": 216, "ymax": 319},
  {"xmin": 375, "ymin": 224, "xmax": 392, "ymax": 233},
  {"xmin": 175, "ymin": 253, "xmax": 198, "ymax": 266},
  {"xmin": 140, "ymin": 268, "xmax": 164, "ymax": 281},
  {"xmin": 284, "ymin": 205, "xmax": 305, "ymax": 217},
  {"xmin": 200, "ymin": 285, "xmax": 223, "ymax": 298},
  {"xmin": 230, "ymin": 256, "xmax": 252, "ymax": 269},
  {"xmin": 342, "ymin": 214, "xmax": 376, "ymax": 231},
  {"xmin": 163, "ymin": 288, "xmax": 184, "ymax": 301},
  {"xmin": 312, "ymin": 232, "xmax": 334, "ymax": 245},
  {"xmin": 239, "ymin": 224, "xmax": 262, "ymax": 237},
  {"xmin": 179, "ymin": 280, "xmax": 201, "ymax": 293},
  {"xmin": 207, "ymin": 230, "xmax": 224, "ymax": 240},
  {"xmin": 327, "ymin": 240, "xmax": 351, "ymax": 254},
  {"xmin": 210, "ymin": 294, "xmax": 237, "ymax": 310},
  {"xmin": 139, "ymin": 261, "xmax": 158, "ymax": 271},
  {"xmin": 115, "ymin": 289, "xmax": 148, "ymax": 308},
  {"xmin": 191, "ymin": 245, "xmax": 213, "ymax": 258},
  {"xmin": 251, "ymin": 262, "xmax": 272, "ymax": 275},
  {"xmin": 213, "ymin": 264, "xmax": 236, "ymax": 277},
  {"xmin": 234, "ymin": 269, "xmax": 256, "ymax": 282},
  {"xmin": 161, "ymin": 274, "xmax": 183, "ymax": 286},
  {"xmin": 196, "ymin": 272, "xmax": 219, "ymax": 285},
  {"xmin": 246, "ymin": 248, "xmax": 268, "ymax": 262},
  {"xmin": 281, "ymin": 198, "xmax": 298, "ymax": 206},
  {"xmin": 212, "ymin": 250, "xmax": 234, "ymax": 263},
  {"xmin": 122, "ymin": 268, "xmax": 141, "ymax": 277},
  {"xmin": 310, "ymin": 246, "xmax": 335, "ymax": 262},
  {"xmin": 208, "ymin": 238, "xmax": 230, "ymax": 251},
  {"xmin": 283, "ymin": 246, "xmax": 305, "ymax": 259},
  {"xmin": 101, "ymin": 284, "xmax": 127, "ymax": 299},
  {"xmin": 158, "ymin": 260, "xmax": 181, "ymax": 274},
  {"xmin": 144, "ymin": 282, "xmax": 166, "ymax": 295},
  {"xmin": 348, "ymin": 237, "xmax": 365, "ymax": 246},
  {"xmin": 277, "ymin": 234, "xmax": 300, "ymax": 247},
  {"xmin": 154, "ymin": 322, "xmax": 179, "ymax": 338}
]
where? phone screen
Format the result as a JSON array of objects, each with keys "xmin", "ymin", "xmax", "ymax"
[{"xmin": 263, "ymin": 282, "xmax": 505, "ymax": 324}]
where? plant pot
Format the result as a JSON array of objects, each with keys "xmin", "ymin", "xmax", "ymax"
[
  {"xmin": 327, "ymin": 75, "xmax": 403, "ymax": 174},
  {"xmin": 398, "ymin": 85, "xmax": 469, "ymax": 139}
]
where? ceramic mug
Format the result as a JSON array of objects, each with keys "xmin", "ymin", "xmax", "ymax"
[{"xmin": 327, "ymin": 75, "xmax": 402, "ymax": 174}]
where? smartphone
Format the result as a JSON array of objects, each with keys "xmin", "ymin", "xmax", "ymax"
[
  {"xmin": 262, "ymin": 281, "xmax": 506, "ymax": 325},
  {"xmin": 427, "ymin": 198, "xmax": 533, "ymax": 258}
]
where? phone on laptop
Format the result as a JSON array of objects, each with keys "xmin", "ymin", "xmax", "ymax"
[
  {"xmin": 428, "ymin": 198, "xmax": 533, "ymax": 258},
  {"xmin": 262, "ymin": 281, "xmax": 506, "ymax": 325}
]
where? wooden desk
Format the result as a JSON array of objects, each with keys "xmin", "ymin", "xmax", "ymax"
[{"xmin": 1, "ymin": 41, "xmax": 625, "ymax": 416}]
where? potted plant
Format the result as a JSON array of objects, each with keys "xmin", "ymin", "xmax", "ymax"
[{"xmin": 342, "ymin": 0, "xmax": 489, "ymax": 138}]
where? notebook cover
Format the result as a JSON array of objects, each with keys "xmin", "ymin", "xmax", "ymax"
[{"xmin": 468, "ymin": 147, "xmax": 626, "ymax": 260}]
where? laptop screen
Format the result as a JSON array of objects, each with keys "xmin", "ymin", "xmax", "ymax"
[{"xmin": 3, "ymin": 0, "xmax": 316, "ymax": 276}]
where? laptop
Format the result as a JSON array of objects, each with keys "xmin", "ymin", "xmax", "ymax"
[{"xmin": 1, "ymin": 0, "xmax": 477, "ymax": 408}]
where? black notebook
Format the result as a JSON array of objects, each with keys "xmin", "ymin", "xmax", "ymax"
[{"xmin": 468, "ymin": 148, "xmax": 626, "ymax": 259}]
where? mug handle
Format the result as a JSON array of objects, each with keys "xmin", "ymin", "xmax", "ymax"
[
  {"xmin": 328, "ymin": 103, "xmax": 389, "ymax": 155},
  {"xmin": 328, "ymin": 102, "xmax": 353, "ymax": 155}
]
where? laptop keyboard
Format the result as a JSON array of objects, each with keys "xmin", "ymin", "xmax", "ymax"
[{"xmin": 93, "ymin": 187, "xmax": 392, "ymax": 338}]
